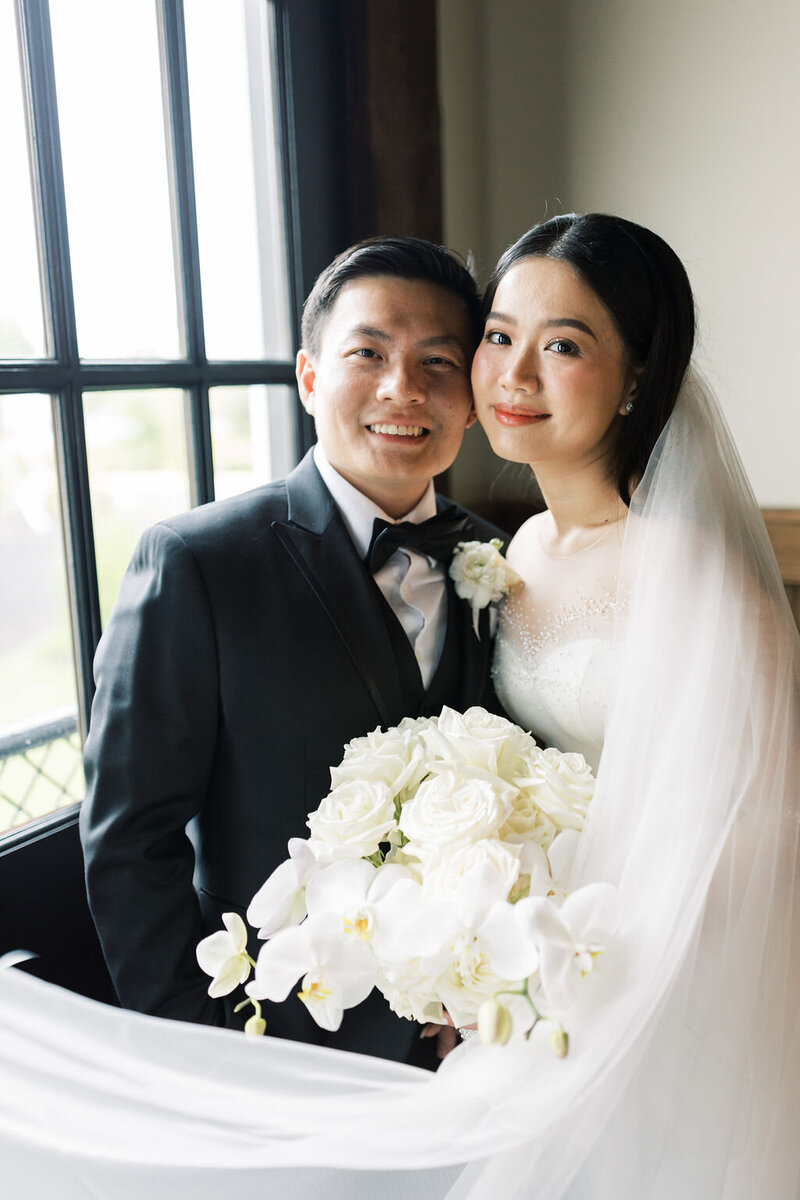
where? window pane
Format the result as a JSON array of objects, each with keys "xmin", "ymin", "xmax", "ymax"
[
  {"xmin": 0, "ymin": 395, "xmax": 83, "ymax": 834},
  {"xmin": 84, "ymin": 390, "xmax": 191, "ymax": 625},
  {"xmin": 210, "ymin": 385, "xmax": 296, "ymax": 500},
  {"xmin": 0, "ymin": 3, "xmax": 47, "ymax": 359},
  {"xmin": 49, "ymin": 1, "xmax": 181, "ymax": 359},
  {"xmin": 185, "ymin": 0, "xmax": 292, "ymax": 361}
]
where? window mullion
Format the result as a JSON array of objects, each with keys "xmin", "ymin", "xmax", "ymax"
[
  {"xmin": 157, "ymin": 0, "xmax": 215, "ymax": 506},
  {"xmin": 184, "ymin": 386, "xmax": 215, "ymax": 509},
  {"xmin": 17, "ymin": 0, "xmax": 78, "ymax": 367},
  {"xmin": 271, "ymin": 0, "xmax": 312, "ymax": 460},
  {"xmin": 51, "ymin": 386, "xmax": 102, "ymax": 741},
  {"xmin": 156, "ymin": 0, "xmax": 205, "ymax": 363},
  {"xmin": 19, "ymin": 0, "xmax": 101, "ymax": 734}
]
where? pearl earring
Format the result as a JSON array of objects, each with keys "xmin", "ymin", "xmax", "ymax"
[{"xmin": 625, "ymin": 400, "xmax": 635, "ymax": 414}]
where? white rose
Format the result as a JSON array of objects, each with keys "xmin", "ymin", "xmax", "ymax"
[
  {"xmin": 398, "ymin": 764, "xmax": 515, "ymax": 853},
  {"xmin": 521, "ymin": 747, "xmax": 595, "ymax": 832},
  {"xmin": 330, "ymin": 722, "xmax": 429, "ymax": 803},
  {"xmin": 424, "ymin": 706, "xmax": 538, "ymax": 781},
  {"xmin": 449, "ymin": 539, "xmax": 521, "ymax": 611},
  {"xmin": 423, "ymin": 839, "xmax": 521, "ymax": 902},
  {"xmin": 377, "ymin": 967, "xmax": 444, "ymax": 1025},
  {"xmin": 500, "ymin": 787, "xmax": 559, "ymax": 849},
  {"xmin": 307, "ymin": 779, "xmax": 396, "ymax": 860}
]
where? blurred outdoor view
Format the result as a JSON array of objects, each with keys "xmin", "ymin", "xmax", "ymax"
[
  {"xmin": 0, "ymin": 384, "xmax": 294, "ymax": 834},
  {"xmin": 0, "ymin": 0, "xmax": 295, "ymax": 834}
]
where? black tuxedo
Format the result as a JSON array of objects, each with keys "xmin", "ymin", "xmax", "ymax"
[{"xmin": 80, "ymin": 450, "xmax": 505, "ymax": 1062}]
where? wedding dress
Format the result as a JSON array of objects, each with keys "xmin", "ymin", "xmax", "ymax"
[
  {"xmin": 493, "ymin": 513, "xmax": 627, "ymax": 773},
  {"xmin": 1, "ymin": 374, "xmax": 798, "ymax": 1199}
]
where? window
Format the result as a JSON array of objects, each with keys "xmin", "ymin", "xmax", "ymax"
[{"xmin": 0, "ymin": 0, "xmax": 336, "ymax": 839}]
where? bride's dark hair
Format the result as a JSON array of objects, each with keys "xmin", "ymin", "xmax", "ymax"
[{"xmin": 483, "ymin": 213, "xmax": 696, "ymax": 504}]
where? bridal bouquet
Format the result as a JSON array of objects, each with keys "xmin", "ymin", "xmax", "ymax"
[{"xmin": 197, "ymin": 706, "xmax": 617, "ymax": 1050}]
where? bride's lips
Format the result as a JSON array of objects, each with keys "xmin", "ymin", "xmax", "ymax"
[{"xmin": 493, "ymin": 405, "xmax": 549, "ymax": 427}]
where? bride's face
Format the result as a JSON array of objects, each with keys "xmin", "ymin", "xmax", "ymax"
[{"xmin": 472, "ymin": 256, "xmax": 638, "ymax": 474}]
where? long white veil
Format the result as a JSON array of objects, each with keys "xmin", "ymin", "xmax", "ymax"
[{"xmin": 1, "ymin": 373, "xmax": 798, "ymax": 1198}]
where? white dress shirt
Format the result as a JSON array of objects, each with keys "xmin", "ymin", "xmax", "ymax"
[{"xmin": 313, "ymin": 445, "xmax": 447, "ymax": 688}]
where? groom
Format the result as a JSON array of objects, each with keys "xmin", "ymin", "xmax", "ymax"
[{"xmin": 80, "ymin": 236, "xmax": 504, "ymax": 1064}]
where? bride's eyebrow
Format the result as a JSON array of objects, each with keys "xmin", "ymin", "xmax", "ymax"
[{"xmin": 544, "ymin": 318, "xmax": 598, "ymax": 341}]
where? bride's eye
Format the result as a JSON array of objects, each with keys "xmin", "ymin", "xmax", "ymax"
[
  {"xmin": 546, "ymin": 338, "xmax": 578, "ymax": 356},
  {"xmin": 485, "ymin": 330, "xmax": 511, "ymax": 346}
]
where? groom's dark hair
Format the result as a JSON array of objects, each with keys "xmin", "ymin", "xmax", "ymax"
[{"xmin": 301, "ymin": 236, "xmax": 481, "ymax": 358}]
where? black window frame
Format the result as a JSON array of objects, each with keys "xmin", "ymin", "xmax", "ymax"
[{"xmin": 0, "ymin": 0, "xmax": 346, "ymax": 852}]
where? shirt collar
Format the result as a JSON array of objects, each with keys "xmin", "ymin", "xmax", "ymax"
[{"xmin": 313, "ymin": 444, "xmax": 437, "ymax": 560}]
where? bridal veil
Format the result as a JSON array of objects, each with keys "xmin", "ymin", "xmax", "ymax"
[{"xmin": 1, "ymin": 373, "xmax": 798, "ymax": 1198}]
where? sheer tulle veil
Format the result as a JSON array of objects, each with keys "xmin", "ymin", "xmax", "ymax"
[{"xmin": 1, "ymin": 372, "xmax": 798, "ymax": 1199}]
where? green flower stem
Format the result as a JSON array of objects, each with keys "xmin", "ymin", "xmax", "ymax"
[{"xmin": 492, "ymin": 981, "xmax": 567, "ymax": 1048}]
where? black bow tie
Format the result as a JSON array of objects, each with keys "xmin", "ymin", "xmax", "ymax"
[{"xmin": 366, "ymin": 509, "xmax": 474, "ymax": 574}]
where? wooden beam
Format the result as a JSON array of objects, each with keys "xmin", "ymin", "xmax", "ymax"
[
  {"xmin": 762, "ymin": 509, "xmax": 800, "ymax": 586},
  {"xmin": 341, "ymin": 0, "xmax": 442, "ymax": 243}
]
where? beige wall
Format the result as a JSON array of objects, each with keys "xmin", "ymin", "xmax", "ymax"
[{"xmin": 439, "ymin": 0, "xmax": 800, "ymax": 508}]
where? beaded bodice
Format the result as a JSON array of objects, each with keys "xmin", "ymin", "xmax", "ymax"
[{"xmin": 492, "ymin": 512, "xmax": 627, "ymax": 773}]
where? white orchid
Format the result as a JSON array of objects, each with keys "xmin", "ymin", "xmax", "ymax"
[
  {"xmin": 305, "ymin": 857, "xmax": 419, "ymax": 946},
  {"xmin": 520, "ymin": 829, "xmax": 581, "ymax": 904},
  {"xmin": 246, "ymin": 838, "xmax": 316, "ymax": 938},
  {"xmin": 434, "ymin": 862, "xmax": 541, "ymax": 1027},
  {"xmin": 517, "ymin": 881, "xmax": 618, "ymax": 1011},
  {"xmin": 196, "ymin": 912, "xmax": 253, "ymax": 998},
  {"xmin": 380, "ymin": 861, "xmax": 539, "ymax": 1029},
  {"xmin": 246, "ymin": 911, "xmax": 377, "ymax": 1032}
]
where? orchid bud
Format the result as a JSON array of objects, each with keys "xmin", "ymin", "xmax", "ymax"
[
  {"xmin": 478, "ymin": 1000, "xmax": 513, "ymax": 1046},
  {"xmin": 549, "ymin": 1027, "xmax": 569, "ymax": 1058},
  {"xmin": 244, "ymin": 1014, "xmax": 267, "ymax": 1037}
]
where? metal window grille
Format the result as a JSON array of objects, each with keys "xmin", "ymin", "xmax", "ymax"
[{"xmin": 0, "ymin": 711, "xmax": 83, "ymax": 834}]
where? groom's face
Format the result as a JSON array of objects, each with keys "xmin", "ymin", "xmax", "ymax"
[{"xmin": 296, "ymin": 276, "xmax": 476, "ymax": 518}]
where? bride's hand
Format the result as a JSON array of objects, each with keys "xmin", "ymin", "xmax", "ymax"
[{"xmin": 421, "ymin": 1010, "xmax": 474, "ymax": 1058}]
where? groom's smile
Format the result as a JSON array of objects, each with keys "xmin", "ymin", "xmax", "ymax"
[{"xmin": 296, "ymin": 275, "xmax": 477, "ymax": 519}]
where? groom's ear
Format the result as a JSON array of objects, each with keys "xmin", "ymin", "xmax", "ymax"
[
  {"xmin": 465, "ymin": 401, "xmax": 478, "ymax": 429},
  {"xmin": 296, "ymin": 349, "xmax": 317, "ymax": 415}
]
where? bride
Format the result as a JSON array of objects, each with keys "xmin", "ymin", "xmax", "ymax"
[
  {"xmin": 471, "ymin": 212, "xmax": 800, "ymax": 1196},
  {"xmin": 1, "ymin": 214, "xmax": 798, "ymax": 1199}
]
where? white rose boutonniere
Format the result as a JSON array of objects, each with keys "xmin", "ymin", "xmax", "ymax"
[{"xmin": 449, "ymin": 538, "xmax": 522, "ymax": 636}]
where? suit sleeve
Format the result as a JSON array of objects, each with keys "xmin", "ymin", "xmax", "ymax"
[{"xmin": 80, "ymin": 522, "xmax": 226, "ymax": 1025}]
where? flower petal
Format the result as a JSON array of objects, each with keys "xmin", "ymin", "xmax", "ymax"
[
  {"xmin": 480, "ymin": 901, "xmax": 539, "ymax": 981},
  {"xmin": 560, "ymin": 882, "xmax": 618, "ymax": 935},
  {"xmin": 458, "ymin": 861, "xmax": 515, "ymax": 930},
  {"xmin": 305, "ymin": 858, "xmax": 375, "ymax": 918},
  {"xmin": 196, "ymin": 928, "xmax": 237, "ymax": 976},
  {"xmin": 247, "ymin": 924, "xmax": 314, "ymax": 1002},
  {"xmin": 207, "ymin": 955, "xmax": 250, "ymax": 999},
  {"xmin": 221, "ymin": 911, "xmax": 248, "ymax": 953}
]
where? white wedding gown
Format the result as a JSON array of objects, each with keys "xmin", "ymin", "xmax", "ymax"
[
  {"xmin": 1, "ymin": 374, "xmax": 799, "ymax": 1199},
  {"xmin": 493, "ymin": 512, "xmax": 627, "ymax": 773}
]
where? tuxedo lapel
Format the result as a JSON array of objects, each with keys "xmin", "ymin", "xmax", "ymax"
[
  {"xmin": 435, "ymin": 579, "xmax": 493, "ymax": 711},
  {"xmin": 425, "ymin": 498, "xmax": 492, "ymax": 712},
  {"xmin": 271, "ymin": 452, "xmax": 403, "ymax": 727}
]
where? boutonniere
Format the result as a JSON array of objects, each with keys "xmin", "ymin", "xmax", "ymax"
[{"xmin": 449, "ymin": 539, "xmax": 522, "ymax": 636}]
